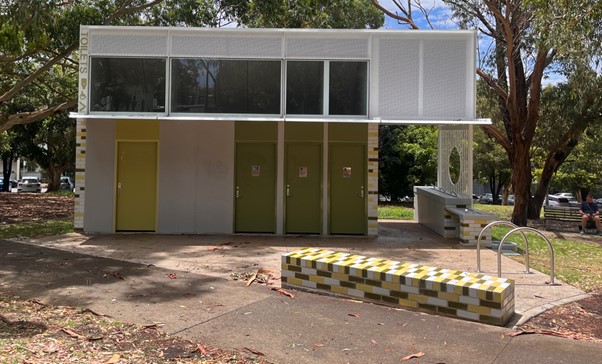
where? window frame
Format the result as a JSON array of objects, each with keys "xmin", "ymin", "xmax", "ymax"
[
  {"xmin": 168, "ymin": 58, "xmax": 284, "ymax": 117},
  {"xmin": 88, "ymin": 56, "xmax": 168, "ymax": 115},
  {"xmin": 285, "ymin": 60, "xmax": 369, "ymax": 119}
]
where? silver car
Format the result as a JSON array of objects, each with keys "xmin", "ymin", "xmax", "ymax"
[{"xmin": 17, "ymin": 177, "xmax": 42, "ymax": 193}]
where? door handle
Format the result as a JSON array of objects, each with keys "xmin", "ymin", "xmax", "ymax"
[
  {"xmin": 236, "ymin": 186, "xmax": 240, "ymax": 199},
  {"xmin": 359, "ymin": 186, "xmax": 364, "ymax": 198},
  {"xmin": 117, "ymin": 182, "xmax": 121, "ymax": 197},
  {"xmin": 286, "ymin": 184, "xmax": 291, "ymax": 197}
]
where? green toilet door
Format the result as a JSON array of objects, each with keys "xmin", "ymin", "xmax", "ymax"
[
  {"xmin": 329, "ymin": 143, "xmax": 366, "ymax": 235},
  {"xmin": 235, "ymin": 143, "xmax": 276, "ymax": 233},
  {"xmin": 285, "ymin": 143, "xmax": 322, "ymax": 234}
]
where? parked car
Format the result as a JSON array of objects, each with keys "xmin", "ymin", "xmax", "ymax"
[
  {"xmin": 479, "ymin": 193, "xmax": 501, "ymax": 205},
  {"xmin": 472, "ymin": 194, "xmax": 479, "ymax": 202},
  {"xmin": 507, "ymin": 195, "xmax": 515, "ymax": 205},
  {"xmin": 546, "ymin": 195, "xmax": 570, "ymax": 207},
  {"xmin": 17, "ymin": 176, "xmax": 42, "ymax": 193},
  {"xmin": 554, "ymin": 192, "xmax": 575, "ymax": 199},
  {"xmin": 60, "ymin": 176, "xmax": 74, "ymax": 190},
  {"xmin": 0, "ymin": 177, "xmax": 18, "ymax": 190}
]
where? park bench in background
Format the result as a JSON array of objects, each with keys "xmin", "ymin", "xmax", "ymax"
[{"xmin": 543, "ymin": 206, "xmax": 582, "ymax": 231}]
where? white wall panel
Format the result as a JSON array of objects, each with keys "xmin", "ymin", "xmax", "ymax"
[
  {"xmin": 83, "ymin": 119, "xmax": 116, "ymax": 233},
  {"xmin": 158, "ymin": 121, "xmax": 234, "ymax": 233},
  {"xmin": 171, "ymin": 35, "xmax": 282, "ymax": 58},
  {"xmin": 286, "ymin": 37, "xmax": 369, "ymax": 59},
  {"xmin": 422, "ymin": 39, "xmax": 467, "ymax": 119},
  {"xmin": 378, "ymin": 39, "xmax": 420, "ymax": 118},
  {"xmin": 90, "ymin": 33, "xmax": 167, "ymax": 56}
]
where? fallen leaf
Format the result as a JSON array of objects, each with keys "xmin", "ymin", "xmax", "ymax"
[
  {"xmin": 371, "ymin": 339, "xmax": 378, "ymax": 346},
  {"xmin": 104, "ymin": 271, "xmax": 125, "ymax": 280},
  {"xmin": 208, "ymin": 247, "xmax": 223, "ymax": 251},
  {"xmin": 271, "ymin": 287, "xmax": 295, "ymax": 299},
  {"xmin": 401, "ymin": 351, "xmax": 425, "ymax": 361},
  {"xmin": 168, "ymin": 273, "xmax": 177, "ymax": 279},
  {"xmin": 312, "ymin": 343, "xmax": 325, "ymax": 350},
  {"xmin": 348, "ymin": 313, "xmax": 361, "ymax": 318},
  {"xmin": 245, "ymin": 347, "xmax": 265, "ymax": 356},
  {"xmin": 61, "ymin": 328, "xmax": 87, "ymax": 340},
  {"xmin": 197, "ymin": 343, "xmax": 207, "ymax": 355},
  {"xmin": 245, "ymin": 272, "xmax": 257, "ymax": 286},
  {"xmin": 534, "ymin": 295, "xmax": 545, "ymax": 298},
  {"xmin": 106, "ymin": 353, "xmax": 121, "ymax": 363}
]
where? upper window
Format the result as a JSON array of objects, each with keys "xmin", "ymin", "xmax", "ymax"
[
  {"xmin": 286, "ymin": 61, "xmax": 367, "ymax": 116},
  {"xmin": 329, "ymin": 62, "xmax": 367, "ymax": 116},
  {"xmin": 90, "ymin": 58, "xmax": 166, "ymax": 113},
  {"xmin": 171, "ymin": 59, "xmax": 281, "ymax": 114},
  {"xmin": 286, "ymin": 61, "xmax": 323, "ymax": 115}
]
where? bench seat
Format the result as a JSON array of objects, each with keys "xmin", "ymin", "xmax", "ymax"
[
  {"xmin": 281, "ymin": 248, "xmax": 515, "ymax": 326},
  {"xmin": 543, "ymin": 206, "xmax": 582, "ymax": 230}
]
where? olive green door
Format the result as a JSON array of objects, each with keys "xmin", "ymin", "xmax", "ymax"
[
  {"xmin": 235, "ymin": 143, "xmax": 276, "ymax": 233},
  {"xmin": 285, "ymin": 143, "xmax": 322, "ymax": 234},
  {"xmin": 329, "ymin": 143, "xmax": 366, "ymax": 235},
  {"xmin": 116, "ymin": 141, "xmax": 157, "ymax": 231}
]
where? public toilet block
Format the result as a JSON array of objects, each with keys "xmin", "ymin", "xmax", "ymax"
[{"xmin": 72, "ymin": 26, "xmax": 487, "ymax": 236}]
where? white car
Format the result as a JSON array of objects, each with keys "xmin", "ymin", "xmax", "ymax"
[
  {"xmin": 17, "ymin": 177, "xmax": 42, "ymax": 193},
  {"xmin": 546, "ymin": 195, "xmax": 570, "ymax": 207}
]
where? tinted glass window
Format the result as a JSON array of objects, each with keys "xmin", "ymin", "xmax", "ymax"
[
  {"xmin": 171, "ymin": 59, "xmax": 281, "ymax": 114},
  {"xmin": 329, "ymin": 62, "xmax": 367, "ymax": 115},
  {"xmin": 286, "ymin": 61, "xmax": 323, "ymax": 115},
  {"xmin": 90, "ymin": 58, "xmax": 166, "ymax": 112}
]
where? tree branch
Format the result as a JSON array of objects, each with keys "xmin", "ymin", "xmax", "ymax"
[
  {"xmin": 0, "ymin": 99, "xmax": 77, "ymax": 133},
  {"xmin": 371, "ymin": 0, "xmax": 420, "ymax": 29}
]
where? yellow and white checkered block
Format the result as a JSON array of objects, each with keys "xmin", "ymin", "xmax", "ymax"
[{"xmin": 282, "ymin": 247, "xmax": 514, "ymax": 326}]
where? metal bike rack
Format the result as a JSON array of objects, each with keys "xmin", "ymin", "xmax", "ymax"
[
  {"xmin": 476, "ymin": 221, "xmax": 530, "ymax": 273},
  {"xmin": 498, "ymin": 227, "xmax": 556, "ymax": 285}
]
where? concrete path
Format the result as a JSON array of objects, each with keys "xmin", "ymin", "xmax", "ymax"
[{"xmin": 1, "ymin": 221, "xmax": 599, "ymax": 363}]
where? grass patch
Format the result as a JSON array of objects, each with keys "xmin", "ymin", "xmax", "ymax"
[
  {"xmin": 0, "ymin": 218, "xmax": 73, "ymax": 240},
  {"xmin": 378, "ymin": 204, "xmax": 414, "ymax": 220},
  {"xmin": 490, "ymin": 227, "xmax": 602, "ymax": 292},
  {"xmin": 378, "ymin": 203, "xmax": 602, "ymax": 292}
]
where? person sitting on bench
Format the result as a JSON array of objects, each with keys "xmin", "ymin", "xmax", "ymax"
[{"xmin": 579, "ymin": 193, "xmax": 602, "ymax": 235}]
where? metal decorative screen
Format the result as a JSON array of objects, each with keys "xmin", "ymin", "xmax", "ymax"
[
  {"xmin": 378, "ymin": 39, "xmax": 420, "ymax": 118},
  {"xmin": 438, "ymin": 125, "xmax": 472, "ymax": 197},
  {"xmin": 286, "ymin": 37, "xmax": 369, "ymax": 59},
  {"xmin": 171, "ymin": 35, "xmax": 282, "ymax": 58},
  {"xmin": 90, "ymin": 33, "xmax": 167, "ymax": 56},
  {"xmin": 422, "ymin": 40, "xmax": 467, "ymax": 119}
]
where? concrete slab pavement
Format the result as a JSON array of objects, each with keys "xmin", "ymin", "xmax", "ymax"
[{"xmin": 0, "ymin": 225, "xmax": 602, "ymax": 363}]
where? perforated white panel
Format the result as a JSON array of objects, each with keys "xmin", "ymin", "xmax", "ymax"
[
  {"xmin": 378, "ymin": 39, "xmax": 420, "ymax": 118},
  {"xmin": 423, "ymin": 40, "xmax": 467, "ymax": 119},
  {"xmin": 286, "ymin": 38, "xmax": 368, "ymax": 59},
  {"xmin": 90, "ymin": 34, "xmax": 167, "ymax": 56},
  {"xmin": 438, "ymin": 125, "xmax": 472, "ymax": 197},
  {"xmin": 171, "ymin": 35, "xmax": 282, "ymax": 58}
]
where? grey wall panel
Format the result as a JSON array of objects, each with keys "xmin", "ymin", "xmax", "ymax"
[
  {"xmin": 158, "ymin": 121, "xmax": 234, "ymax": 233},
  {"xmin": 84, "ymin": 120, "xmax": 116, "ymax": 233}
]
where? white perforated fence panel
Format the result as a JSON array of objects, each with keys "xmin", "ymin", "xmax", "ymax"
[
  {"xmin": 171, "ymin": 35, "xmax": 283, "ymax": 58},
  {"xmin": 438, "ymin": 125, "xmax": 472, "ymax": 197},
  {"xmin": 423, "ymin": 40, "xmax": 467, "ymax": 119},
  {"xmin": 286, "ymin": 37, "xmax": 369, "ymax": 59},
  {"xmin": 90, "ymin": 33, "xmax": 167, "ymax": 56},
  {"xmin": 378, "ymin": 39, "xmax": 420, "ymax": 118}
]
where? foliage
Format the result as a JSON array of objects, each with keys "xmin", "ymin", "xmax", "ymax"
[
  {"xmin": 378, "ymin": 125, "xmax": 437, "ymax": 200},
  {"xmin": 230, "ymin": 0, "xmax": 384, "ymax": 29}
]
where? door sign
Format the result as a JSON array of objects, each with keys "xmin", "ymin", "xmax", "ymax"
[
  {"xmin": 299, "ymin": 166, "xmax": 308, "ymax": 178},
  {"xmin": 252, "ymin": 165, "xmax": 261, "ymax": 176},
  {"xmin": 343, "ymin": 167, "xmax": 352, "ymax": 178}
]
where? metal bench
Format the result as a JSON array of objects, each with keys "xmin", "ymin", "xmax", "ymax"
[{"xmin": 543, "ymin": 206, "xmax": 584, "ymax": 230}]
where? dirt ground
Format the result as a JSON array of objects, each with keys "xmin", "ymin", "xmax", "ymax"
[{"xmin": 1, "ymin": 192, "xmax": 601, "ymax": 344}]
